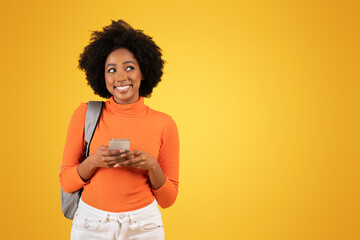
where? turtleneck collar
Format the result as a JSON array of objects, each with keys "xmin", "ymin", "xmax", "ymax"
[{"xmin": 106, "ymin": 97, "xmax": 148, "ymax": 117}]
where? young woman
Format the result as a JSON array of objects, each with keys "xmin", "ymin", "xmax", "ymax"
[{"xmin": 59, "ymin": 20, "xmax": 179, "ymax": 240}]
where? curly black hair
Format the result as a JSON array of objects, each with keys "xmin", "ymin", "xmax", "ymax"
[{"xmin": 78, "ymin": 20, "xmax": 165, "ymax": 98}]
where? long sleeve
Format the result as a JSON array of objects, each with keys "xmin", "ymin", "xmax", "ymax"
[
  {"xmin": 152, "ymin": 117, "xmax": 180, "ymax": 208},
  {"xmin": 59, "ymin": 97, "xmax": 180, "ymax": 212},
  {"xmin": 59, "ymin": 103, "xmax": 88, "ymax": 193}
]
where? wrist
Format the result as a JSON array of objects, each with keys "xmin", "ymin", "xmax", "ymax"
[
  {"xmin": 85, "ymin": 155, "xmax": 98, "ymax": 170},
  {"xmin": 148, "ymin": 160, "xmax": 159, "ymax": 172}
]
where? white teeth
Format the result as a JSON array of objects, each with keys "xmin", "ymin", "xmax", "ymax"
[{"xmin": 116, "ymin": 86, "xmax": 130, "ymax": 90}]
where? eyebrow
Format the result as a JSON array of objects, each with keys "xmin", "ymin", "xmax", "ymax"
[
  {"xmin": 105, "ymin": 63, "xmax": 117, "ymax": 68},
  {"xmin": 123, "ymin": 61, "xmax": 136, "ymax": 65},
  {"xmin": 105, "ymin": 61, "xmax": 136, "ymax": 68}
]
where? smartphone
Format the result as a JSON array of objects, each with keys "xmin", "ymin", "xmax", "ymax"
[{"xmin": 109, "ymin": 139, "xmax": 130, "ymax": 152}]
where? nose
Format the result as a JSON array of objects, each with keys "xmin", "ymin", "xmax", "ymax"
[{"xmin": 116, "ymin": 68, "xmax": 127, "ymax": 82}]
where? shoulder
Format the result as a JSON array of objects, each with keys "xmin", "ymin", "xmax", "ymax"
[
  {"xmin": 69, "ymin": 102, "xmax": 90, "ymax": 125},
  {"xmin": 148, "ymin": 107, "xmax": 176, "ymax": 123},
  {"xmin": 73, "ymin": 102, "xmax": 88, "ymax": 117},
  {"xmin": 147, "ymin": 107, "xmax": 178, "ymax": 131},
  {"xmin": 65, "ymin": 102, "xmax": 90, "ymax": 134}
]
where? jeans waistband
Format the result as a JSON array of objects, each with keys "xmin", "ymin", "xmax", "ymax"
[{"xmin": 77, "ymin": 198, "xmax": 159, "ymax": 221}]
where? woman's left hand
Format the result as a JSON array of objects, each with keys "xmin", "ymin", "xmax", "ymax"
[
  {"xmin": 115, "ymin": 150, "xmax": 166, "ymax": 189},
  {"xmin": 113, "ymin": 150, "xmax": 158, "ymax": 170}
]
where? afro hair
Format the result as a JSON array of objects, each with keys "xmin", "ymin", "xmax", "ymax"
[{"xmin": 78, "ymin": 20, "xmax": 165, "ymax": 98}]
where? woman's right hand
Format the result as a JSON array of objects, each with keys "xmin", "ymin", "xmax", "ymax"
[
  {"xmin": 78, "ymin": 145, "xmax": 126, "ymax": 181},
  {"xmin": 88, "ymin": 145, "xmax": 126, "ymax": 168}
]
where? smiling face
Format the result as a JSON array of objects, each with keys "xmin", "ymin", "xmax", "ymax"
[{"xmin": 105, "ymin": 48, "xmax": 143, "ymax": 104}]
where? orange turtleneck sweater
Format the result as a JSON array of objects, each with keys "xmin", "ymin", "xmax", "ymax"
[{"xmin": 59, "ymin": 97, "xmax": 179, "ymax": 212}]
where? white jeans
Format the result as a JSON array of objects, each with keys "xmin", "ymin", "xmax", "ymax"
[{"xmin": 71, "ymin": 199, "xmax": 164, "ymax": 240}]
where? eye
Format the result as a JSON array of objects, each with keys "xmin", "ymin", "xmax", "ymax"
[
  {"xmin": 107, "ymin": 68, "xmax": 116, "ymax": 73},
  {"xmin": 125, "ymin": 66, "xmax": 134, "ymax": 71}
]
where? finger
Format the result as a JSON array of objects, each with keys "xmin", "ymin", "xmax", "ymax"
[
  {"xmin": 133, "ymin": 161, "xmax": 146, "ymax": 168},
  {"xmin": 125, "ymin": 156, "xmax": 148, "ymax": 166},
  {"xmin": 99, "ymin": 145, "xmax": 109, "ymax": 150},
  {"xmin": 112, "ymin": 152, "xmax": 147, "ymax": 167},
  {"xmin": 105, "ymin": 149, "xmax": 126, "ymax": 156},
  {"xmin": 103, "ymin": 156, "xmax": 126, "ymax": 167},
  {"xmin": 114, "ymin": 160, "xmax": 145, "ymax": 168},
  {"xmin": 113, "ymin": 162, "xmax": 127, "ymax": 167},
  {"xmin": 103, "ymin": 160, "xmax": 119, "ymax": 167},
  {"xmin": 124, "ymin": 155, "xmax": 147, "ymax": 165},
  {"xmin": 115, "ymin": 160, "xmax": 132, "ymax": 166},
  {"xmin": 102, "ymin": 155, "xmax": 127, "ymax": 164},
  {"xmin": 121, "ymin": 151, "xmax": 143, "ymax": 161},
  {"xmin": 123, "ymin": 150, "xmax": 144, "ymax": 157}
]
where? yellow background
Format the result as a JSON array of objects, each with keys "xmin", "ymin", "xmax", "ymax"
[{"xmin": 0, "ymin": 0, "xmax": 359, "ymax": 239}]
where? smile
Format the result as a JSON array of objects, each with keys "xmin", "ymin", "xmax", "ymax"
[{"xmin": 115, "ymin": 84, "xmax": 132, "ymax": 93}]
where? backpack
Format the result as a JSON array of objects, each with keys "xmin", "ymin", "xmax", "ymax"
[{"xmin": 60, "ymin": 101, "xmax": 104, "ymax": 219}]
